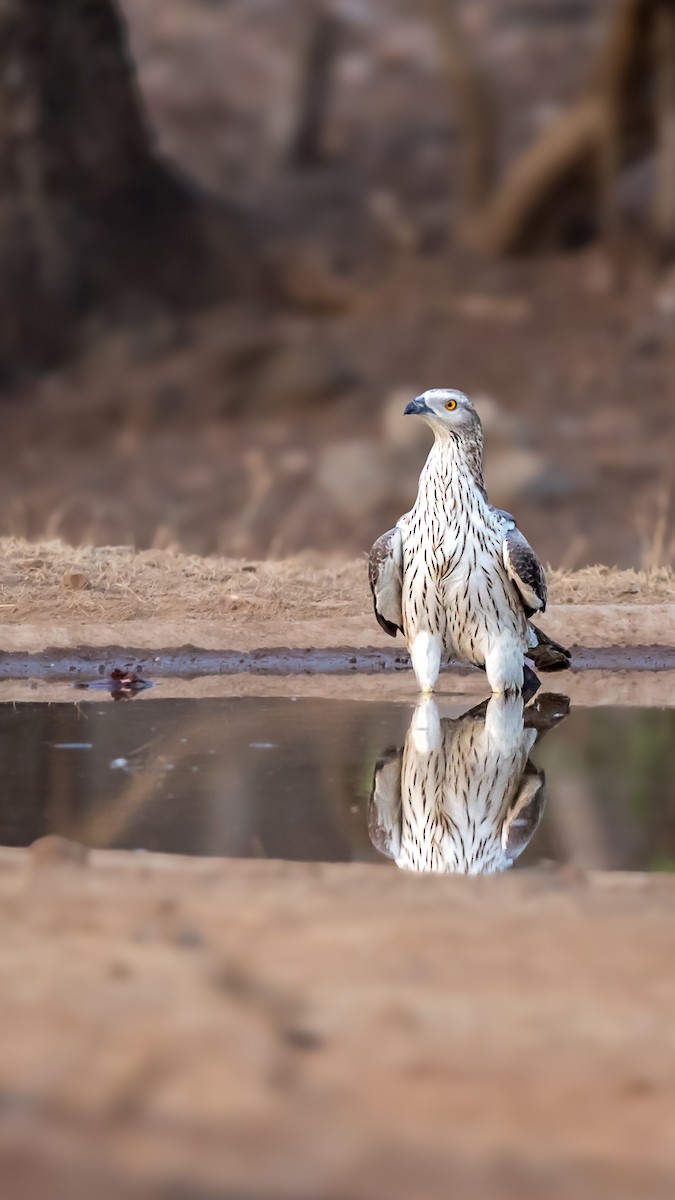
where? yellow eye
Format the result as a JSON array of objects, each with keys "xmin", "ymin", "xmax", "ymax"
[{"xmin": 445, "ymin": 398, "xmax": 457, "ymax": 411}]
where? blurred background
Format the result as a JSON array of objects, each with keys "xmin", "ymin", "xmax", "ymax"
[{"xmin": 2, "ymin": 0, "xmax": 674, "ymax": 568}]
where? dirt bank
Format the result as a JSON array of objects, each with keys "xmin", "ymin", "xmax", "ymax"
[{"xmin": 2, "ymin": 539, "xmax": 674, "ymax": 705}]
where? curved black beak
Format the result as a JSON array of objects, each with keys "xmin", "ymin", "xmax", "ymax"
[{"xmin": 404, "ymin": 396, "xmax": 432, "ymax": 415}]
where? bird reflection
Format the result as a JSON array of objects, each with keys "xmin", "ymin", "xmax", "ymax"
[{"xmin": 369, "ymin": 692, "xmax": 569, "ymax": 874}]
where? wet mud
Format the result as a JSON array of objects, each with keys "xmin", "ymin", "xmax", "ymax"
[{"xmin": 0, "ymin": 643, "xmax": 675, "ymax": 682}]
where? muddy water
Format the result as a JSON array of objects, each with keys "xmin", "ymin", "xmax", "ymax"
[{"xmin": 1, "ymin": 694, "xmax": 674, "ymax": 873}]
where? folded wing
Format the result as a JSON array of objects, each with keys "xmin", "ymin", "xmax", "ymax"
[
  {"xmin": 368, "ymin": 526, "xmax": 403, "ymax": 637},
  {"xmin": 368, "ymin": 746, "xmax": 403, "ymax": 859},
  {"xmin": 502, "ymin": 526, "xmax": 547, "ymax": 617},
  {"xmin": 501, "ymin": 762, "xmax": 546, "ymax": 861}
]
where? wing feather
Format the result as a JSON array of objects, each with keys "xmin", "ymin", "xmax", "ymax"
[
  {"xmin": 368, "ymin": 526, "xmax": 403, "ymax": 638},
  {"xmin": 502, "ymin": 527, "xmax": 547, "ymax": 617},
  {"xmin": 368, "ymin": 747, "xmax": 403, "ymax": 860},
  {"xmin": 501, "ymin": 763, "xmax": 546, "ymax": 860}
]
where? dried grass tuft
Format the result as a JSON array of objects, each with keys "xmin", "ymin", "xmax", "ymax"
[
  {"xmin": 0, "ymin": 537, "xmax": 673, "ymax": 626},
  {"xmin": 547, "ymin": 564, "xmax": 675, "ymax": 604}
]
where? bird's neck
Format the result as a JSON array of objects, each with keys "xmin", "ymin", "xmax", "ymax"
[{"xmin": 417, "ymin": 434, "xmax": 486, "ymax": 510}]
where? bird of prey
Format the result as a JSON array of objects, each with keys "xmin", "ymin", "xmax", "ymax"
[
  {"xmin": 368, "ymin": 387, "xmax": 570, "ymax": 694},
  {"xmin": 369, "ymin": 691, "xmax": 569, "ymax": 874}
]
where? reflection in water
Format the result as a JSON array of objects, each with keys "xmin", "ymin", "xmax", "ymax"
[
  {"xmin": 75, "ymin": 668, "xmax": 153, "ymax": 700},
  {"xmin": 369, "ymin": 693, "xmax": 569, "ymax": 874}
]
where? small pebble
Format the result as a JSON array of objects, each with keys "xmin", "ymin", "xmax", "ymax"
[
  {"xmin": 62, "ymin": 571, "xmax": 90, "ymax": 591},
  {"xmin": 30, "ymin": 835, "xmax": 89, "ymax": 866}
]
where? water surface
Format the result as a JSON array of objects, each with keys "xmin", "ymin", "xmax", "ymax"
[{"xmin": 1, "ymin": 695, "xmax": 674, "ymax": 872}]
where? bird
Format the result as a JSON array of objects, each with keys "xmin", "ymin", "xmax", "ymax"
[
  {"xmin": 368, "ymin": 691, "xmax": 569, "ymax": 874},
  {"xmin": 368, "ymin": 387, "xmax": 570, "ymax": 694}
]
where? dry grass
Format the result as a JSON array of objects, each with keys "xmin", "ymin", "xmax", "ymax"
[
  {"xmin": 546, "ymin": 564, "xmax": 675, "ymax": 604},
  {"xmin": 0, "ymin": 538, "xmax": 363, "ymax": 624},
  {"xmin": 0, "ymin": 537, "xmax": 673, "ymax": 626}
]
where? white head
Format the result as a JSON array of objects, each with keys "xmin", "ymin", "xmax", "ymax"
[{"xmin": 404, "ymin": 388, "xmax": 482, "ymax": 442}]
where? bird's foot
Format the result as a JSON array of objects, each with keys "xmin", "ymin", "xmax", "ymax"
[
  {"xmin": 489, "ymin": 672, "xmax": 540, "ymax": 702},
  {"xmin": 522, "ymin": 664, "xmax": 542, "ymax": 702}
]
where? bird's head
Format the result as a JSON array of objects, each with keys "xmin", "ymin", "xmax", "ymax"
[{"xmin": 404, "ymin": 388, "xmax": 481, "ymax": 442}]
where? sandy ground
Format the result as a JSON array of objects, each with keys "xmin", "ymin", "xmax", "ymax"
[{"xmin": 3, "ymin": 848, "xmax": 675, "ymax": 1200}]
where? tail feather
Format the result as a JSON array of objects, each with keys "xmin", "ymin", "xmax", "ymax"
[{"xmin": 529, "ymin": 626, "xmax": 571, "ymax": 673}]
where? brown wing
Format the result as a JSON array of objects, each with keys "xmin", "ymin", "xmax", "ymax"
[
  {"xmin": 503, "ymin": 527, "xmax": 547, "ymax": 617},
  {"xmin": 501, "ymin": 762, "xmax": 546, "ymax": 861},
  {"xmin": 368, "ymin": 746, "xmax": 403, "ymax": 859},
  {"xmin": 368, "ymin": 526, "xmax": 403, "ymax": 638}
]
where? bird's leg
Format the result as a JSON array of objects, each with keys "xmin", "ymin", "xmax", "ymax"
[
  {"xmin": 410, "ymin": 696, "xmax": 442, "ymax": 754},
  {"xmin": 485, "ymin": 639, "xmax": 524, "ymax": 696},
  {"xmin": 484, "ymin": 692, "xmax": 526, "ymax": 749},
  {"xmin": 409, "ymin": 631, "xmax": 442, "ymax": 694}
]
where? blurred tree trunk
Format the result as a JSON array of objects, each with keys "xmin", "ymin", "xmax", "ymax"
[
  {"xmin": 0, "ymin": 0, "xmax": 245, "ymax": 378},
  {"xmin": 286, "ymin": 11, "xmax": 342, "ymax": 168},
  {"xmin": 423, "ymin": 0, "xmax": 496, "ymax": 217},
  {"xmin": 431, "ymin": 0, "xmax": 675, "ymax": 256},
  {"xmin": 652, "ymin": 0, "xmax": 675, "ymax": 254}
]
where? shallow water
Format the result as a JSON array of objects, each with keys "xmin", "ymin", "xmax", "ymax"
[{"xmin": 1, "ymin": 694, "xmax": 675, "ymax": 873}]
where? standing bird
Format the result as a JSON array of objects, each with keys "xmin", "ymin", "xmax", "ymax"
[{"xmin": 369, "ymin": 388, "xmax": 570, "ymax": 694}]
